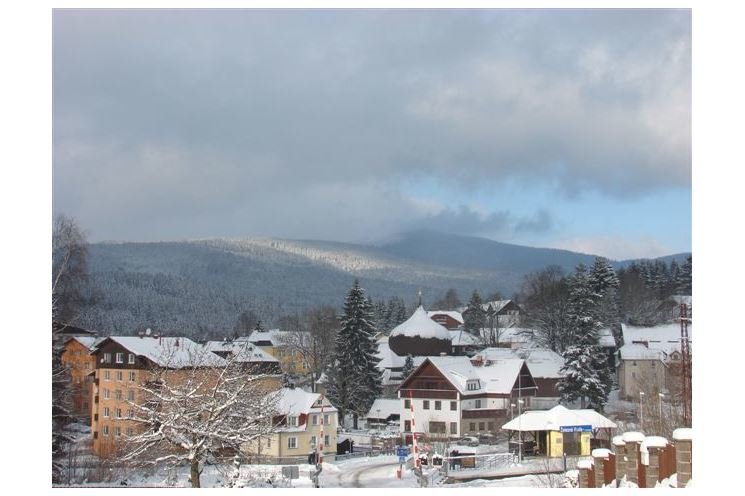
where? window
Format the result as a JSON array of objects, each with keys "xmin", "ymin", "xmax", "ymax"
[
  {"xmin": 288, "ymin": 437, "xmax": 298, "ymax": 449},
  {"xmin": 127, "ymin": 409, "xmax": 133, "ymax": 419},
  {"xmin": 103, "ymin": 407, "xmax": 110, "ymax": 417},
  {"xmin": 435, "ymin": 401, "xmax": 441, "ymax": 410},
  {"xmin": 324, "ymin": 434, "xmax": 330, "ymax": 446},
  {"xmin": 450, "ymin": 401, "xmax": 457, "ymax": 411},
  {"xmin": 467, "ymin": 380, "xmax": 479, "ymax": 391},
  {"xmin": 103, "ymin": 425, "xmax": 109, "ymax": 436},
  {"xmin": 423, "ymin": 400, "xmax": 430, "ymax": 410},
  {"xmin": 128, "ymin": 390, "xmax": 135, "ymax": 401},
  {"xmin": 404, "ymin": 399, "xmax": 411, "ymax": 409},
  {"xmin": 126, "ymin": 427, "xmax": 134, "ymax": 436},
  {"xmin": 450, "ymin": 422, "xmax": 458, "ymax": 434},
  {"xmin": 116, "ymin": 371, "xmax": 123, "ymax": 381},
  {"xmin": 115, "ymin": 426, "xmax": 121, "ymax": 437},
  {"xmin": 632, "ymin": 361, "xmax": 637, "ymax": 366},
  {"xmin": 475, "ymin": 399, "xmax": 482, "ymax": 409},
  {"xmin": 288, "ymin": 416, "xmax": 298, "ymax": 427},
  {"xmin": 311, "ymin": 414, "xmax": 318, "ymax": 425},
  {"xmin": 116, "ymin": 352, "xmax": 124, "ymax": 363},
  {"xmin": 103, "ymin": 370, "xmax": 111, "ymax": 381},
  {"xmin": 478, "ymin": 422, "xmax": 485, "ymax": 431},
  {"xmin": 324, "ymin": 414, "xmax": 331, "ymax": 425},
  {"xmin": 116, "ymin": 390, "xmax": 123, "ymax": 400},
  {"xmin": 103, "ymin": 353, "xmax": 111, "ymax": 363},
  {"xmin": 128, "ymin": 354, "xmax": 135, "ymax": 364},
  {"xmin": 129, "ymin": 371, "xmax": 136, "ymax": 382},
  {"xmin": 310, "ymin": 435, "xmax": 317, "ymax": 447},
  {"xmin": 267, "ymin": 438, "xmax": 271, "ymax": 448},
  {"xmin": 488, "ymin": 422, "xmax": 495, "ymax": 431},
  {"xmin": 405, "ymin": 420, "xmax": 411, "ymax": 432},
  {"xmin": 116, "ymin": 408, "xmax": 122, "ymax": 418},
  {"xmin": 469, "ymin": 422, "xmax": 476, "ymax": 432},
  {"xmin": 103, "ymin": 389, "xmax": 110, "ymax": 399}
]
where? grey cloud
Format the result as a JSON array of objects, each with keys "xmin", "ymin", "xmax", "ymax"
[
  {"xmin": 53, "ymin": 9, "xmax": 690, "ymax": 242},
  {"xmin": 412, "ymin": 205, "xmax": 555, "ymax": 239}
]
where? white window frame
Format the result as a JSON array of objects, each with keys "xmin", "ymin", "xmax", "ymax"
[
  {"xmin": 115, "ymin": 426, "xmax": 121, "ymax": 437},
  {"xmin": 475, "ymin": 399, "xmax": 482, "ymax": 409},
  {"xmin": 102, "ymin": 425, "xmax": 109, "ymax": 436},
  {"xmin": 311, "ymin": 414, "xmax": 318, "ymax": 425},
  {"xmin": 103, "ymin": 370, "xmax": 111, "ymax": 381},
  {"xmin": 116, "ymin": 371, "xmax": 123, "ymax": 381},
  {"xmin": 116, "ymin": 408, "xmax": 122, "ymax": 418},
  {"xmin": 310, "ymin": 435, "xmax": 317, "ymax": 447},
  {"xmin": 116, "ymin": 390, "xmax": 123, "ymax": 400},
  {"xmin": 288, "ymin": 416, "xmax": 298, "ymax": 427},
  {"xmin": 287, "ymin": 437, "xmax": 298, "ymax": 449},
  {"xmin": 103, "ymin": 353, "xmax": 111, "ymax": 363},
  {"xmin": 129, "ymin": 371, "xmax": 136, "ymax": 382},
  {"xmin": 103, "ymin": 389, "xmax": 110, "ymax": 399},
  {"xmin": 128, "ymin": 390, "xmax": 135, "ymax": 401},
  {"xmin": 128, "ymin": 353, "xmax": 135, "ymax": 364},
  {"xmin": 324, "ymin": 414, "xmax": 331, "ymax": 425},
  {"xmin": 324, "ymin": 434, "xmax": 330, "ymax": 446},
  {"xmin": 115, "ymin": 352, "xmax": 124, "ymax": 364},
  {"xmin": 103, "ymin": 407, "xmax": 110, "ymax": 418}
]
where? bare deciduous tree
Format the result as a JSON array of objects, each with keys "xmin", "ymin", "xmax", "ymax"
[
  {"xmin": 278, "ymin": 306, "xmax": 338, "ymax": 389},
  {"xmin": 119, "ymin": 343, "xmax": 280, "ymax": 487}
]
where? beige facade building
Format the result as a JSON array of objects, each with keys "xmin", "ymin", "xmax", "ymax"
[
  {"xmin": 617, "ymin": 344, "xmax": 667, "ymax": 399},
  {"xmin": 245, "ymin": 387, "xmax": 338, "ymax": 463}
]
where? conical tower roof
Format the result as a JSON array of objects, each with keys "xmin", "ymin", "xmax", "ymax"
[{"xmin": 390, "ymin": 306, "xmax": 451, "ymax": 341}]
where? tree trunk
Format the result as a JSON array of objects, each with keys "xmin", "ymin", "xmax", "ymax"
[
  {"xmin": 353, "ymin": 413, "xmax": 358, "ymax": 430},
  {"xmin": 190, "ymin": 459, "xmax": 201, "ymax": 488}
]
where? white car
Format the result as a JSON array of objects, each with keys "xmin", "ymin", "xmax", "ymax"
[{"xmin": 458, "ymin": 436, "xmax": 480, "ymax": 447}]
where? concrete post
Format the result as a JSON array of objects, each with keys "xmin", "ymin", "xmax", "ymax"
[
  {"xmin": 622, "ymin": 432, "xmax": 645, "ymax": 486},
  {"xmin": 577, "ymin": 460, "xmax": 594, "ymax": 488},
  {"xmin": 592, "ymin": 448, "xmax": 612, "ymax": 488},
  {"xmin": 612, "ymin": 435, "xmax": 626, "ymax": 486},
  {"xmin": 673, "ymin": 428, "xmax": 693, "ymax": 487}
]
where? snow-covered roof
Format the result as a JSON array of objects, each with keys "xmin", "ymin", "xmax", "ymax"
[
  {"xmin": 619, "ymin": 344, "xmax": 666, "ymax": 361},
  {"xmin": 275, "ymin": 387, "xmax": 337, "ymax": 418},
  {"xmin": 245, "ymin": 329, "xmax": 304, "ymax": 347},
  {"xmin": 488, "ymin": 327, "xmax": 534, "ymax": 345},
  {"xmin": 449, "ymin": 330, "xmax": 480, "ymax": 346},
  {"xmin": 673, "ymin": 428, "xmax": 693, "ymax": 441},
  {"xmin": 502, "ymin": 405, "xmax": 617, "ymax": 432},
  {"xmin": 427, "ymin": 310, "xmax": 464, "ymax": 324},
  {"xmin": 598, "ymin": 327, "xmax": 617, "ymax": 348},
  {"xmin": 376, "ymin": 339, "xmax": 405, "ymax": 369},
  {"xmin": 203, "ymin": 340, "xmax": 279, "ymax": 363},
  {"xmin": 71, "ymin": 336, "xmax": 104, "ymax": 351},
  {"xmin": 425, "ymin": 356, "xmax": 525, "ymax": 395},
  {"xmin": 473, "ymin": 347, "xmax": 564, "ymax": 379},
  {"xmin": 390, "ymin": 306, "xmax": 451, "ymax": 341},
  {"xmin": 365, "ymin": 399, "xmax": 401, "ymax": 420},
  {"xmin": 621, "ymin": 323, "xmax": 690, "ymax": 355},
  {"xmin": 484, "ymin": 300, "xmax": 514, "ymax": 313},
  {"xmin": 612, "ymin": 435, "xmax": 626, "ymax": 446},
  {"xmin": 102, "ymin": 336, "xmax": 228, "ymax": 368}
]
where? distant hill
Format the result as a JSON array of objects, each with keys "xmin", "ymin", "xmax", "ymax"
[{"xmin": 76, "ymin": 230, "xmax": 689, "ymax": 337}]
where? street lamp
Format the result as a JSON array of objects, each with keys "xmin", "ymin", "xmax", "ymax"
[
  {"xmin": 510, "ymin": 403, "xmax": 515, "ymax": 420},
  {"xmin": 658, "ymin": 393, "xmax": 665, "ymax": 431},
  {"xmin": 517, "ymin": 399, "xmax": 524, "ymax": 464},
  {"xmin": 639, "ymin": 391, "xmax": 645, "ymax": 432}
]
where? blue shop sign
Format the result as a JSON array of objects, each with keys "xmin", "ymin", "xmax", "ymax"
[{"xmin": 559, "ymin": 425, "xmax": 592, "ymax": 433}]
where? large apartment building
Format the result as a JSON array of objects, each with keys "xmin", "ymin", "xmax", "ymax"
[
  {"xmin": 89, "ymin": 335, "xmax": 229, "ymax": 457},
  {"xmin": 60, "ymin": 336, "xmax": 102, "ymax": 420}
]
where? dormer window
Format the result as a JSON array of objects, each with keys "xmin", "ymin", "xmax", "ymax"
[
  {"xmin": 288, "ymin": 416, "xmax": 298, "ymax": 427},
  {"xmin": 116, "ymin": 352, "xmax": 124, "ymax": 363},
  {"xmin": 466, "ymin": 380, "xmax": 480, "ymax": 391}
]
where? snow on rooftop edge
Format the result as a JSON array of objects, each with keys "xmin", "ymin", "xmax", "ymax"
[
  {"xmin": 640, "ymin": 437, "xmax": 669, "ymax": 453},
  {"xmin": 612, "ymin": 435, "xmax": 626, "ymax": 445},
  {"xmin": 592, "ymin": 448, "xmax": 612, "ymax": 458},
  {"xmin": 673, "ymin": 428, "xmax": 693, "ymax": 441}
]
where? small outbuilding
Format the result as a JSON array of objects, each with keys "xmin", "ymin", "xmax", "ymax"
[{"xmin": 501, "ymin": 405, "xmax": 617, "ymax": 457}]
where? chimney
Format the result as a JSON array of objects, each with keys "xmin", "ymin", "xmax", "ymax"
[
  {"xmin": 472, "ymin": 355, "xmax": 484, "ymax": 367},
  {"xmin": 138, "ymin": 330, "xmax": 144, "ymax": 339},
  {"xmin": 440, "ymin": 352, "xmax": 447, "ymax": 356}
]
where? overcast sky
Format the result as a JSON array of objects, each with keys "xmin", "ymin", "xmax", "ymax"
[{"xmin": 53, "ymin": 9, "xmax": 691, "ymax": 260}]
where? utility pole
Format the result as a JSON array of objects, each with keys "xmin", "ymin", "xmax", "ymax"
[
  {"xmin": 312, "ymin": 394, "xmax": 325, "ymax": 488},
  {"xmin": 679, "ymin": 303, "xmax": 692, "ymax": 426},
  {"xmin": 639, "ymin": 391, "xmax": 645, "ymax": 432}
]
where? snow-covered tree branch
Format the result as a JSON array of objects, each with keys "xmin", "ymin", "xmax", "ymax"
[{"xmin": 118, "ymin": 343, "xmax": 280, "ymax": 487}]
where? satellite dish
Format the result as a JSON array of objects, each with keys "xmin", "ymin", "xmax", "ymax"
[{"xmin": 145, "ymin": 328, "xmax": 152, "ymax": 336}]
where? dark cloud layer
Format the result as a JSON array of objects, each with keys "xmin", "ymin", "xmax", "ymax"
[{"xmin": 53, "ymin": 9, "xmax": 691, "ymax": 243}]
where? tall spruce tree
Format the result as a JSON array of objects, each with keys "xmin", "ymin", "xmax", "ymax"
[
  {"xmin": 676, "ymin": 255, "xmax": 692, "ymax": 295},
  {"xmin": 588, "ymin": 257, "xmax": 621, "ymax": 329},
  {"xmin": 326, "ymin": 280, "xmax": 382, "ymax": 428},
  {"xmin": 464, "ymin": 290, "xmax": 486, "ymax": 336},
  {"xmin": 401, "ymin": 354, "xmax": 415, "ymax": 381},
  {"xmin": 558, "ymin": 265, "xmax": 613, "ymax": 410}
]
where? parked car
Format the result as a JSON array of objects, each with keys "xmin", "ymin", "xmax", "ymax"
[
  {"xmin": 458, "ymin": 436, "xmax": 480, "ymax": 447},
  {"xmin": 478, "ymin": 434, "xmax": 498, "ymax": 445}
]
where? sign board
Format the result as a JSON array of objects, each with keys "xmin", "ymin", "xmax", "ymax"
[
  {"xmin": 281, "ymin": 466, "xmax": 299, "ymax": 480},
  {"xmin": 396, "ymin": 446, "xmax": 409, "ymax": 457},
  {"xmin": 399, "ymin": 455, "xmax": 407, "ymax": 464},
  {"xmin": 559, "ymin": 425, "xmax": 592, "ymax": 433}
]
